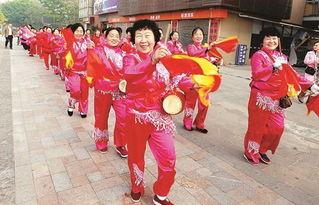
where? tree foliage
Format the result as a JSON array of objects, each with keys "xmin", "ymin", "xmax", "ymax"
[
  {"xmin": 0, "ymin": 0, "xmax": 79, "ymax": 29},
  {"xmin": 39, "ymin": 0, "xmax": 79, "ymax": 27},
  {"xmin": 0, "ymin": 0, "xmax": 44, "ymax": 29},
  {"xmin": 0, "ymin": 10, "xmax": 7, "ymax": 26}
]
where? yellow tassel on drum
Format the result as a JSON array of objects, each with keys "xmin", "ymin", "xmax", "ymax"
[{"xmin": 287, "ymin": 83, "xmax": 300, "ymax": 98}]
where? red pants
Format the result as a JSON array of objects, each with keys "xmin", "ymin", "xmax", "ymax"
[
  {"xmin": 244, "ymin": 89, "xmax": 284, "ymax": 156},
  {"xmin": 93, "ymin": 90, "xmax": 127, "ymax": 150},
  {"xmin": 29, "ymin": 42, "xmax": 36, "ymax": 55},
  {"xmin": 68, "ymin": 72, "xmax": 89, "ymax": 114},
  {"xmin": 51, "ymin": 54, "xmax": 60, "ymax": 74},
  {"xmin": 37, "ymin": 45, "xmax": 43, "ymax": 58},
  {"xmin": 183, "ymin": 89, "xmax": 209, "ymax": 129},
  {"xmin": 43, "ymin": 52, "xmax": 51, "ymax": 69},
  {"xmin": 126, "ymin": 110, "xmax": 176, "ymax": 197}
]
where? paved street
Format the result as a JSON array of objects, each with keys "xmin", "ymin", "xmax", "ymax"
[{"xmin": 1, "ymin": 38, "xmax": 319, "ymax": 205}]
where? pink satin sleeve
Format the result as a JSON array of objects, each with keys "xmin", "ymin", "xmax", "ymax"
[{"xmin": 187, "ymin": 44, "xmax": 207, "ymax": 57}]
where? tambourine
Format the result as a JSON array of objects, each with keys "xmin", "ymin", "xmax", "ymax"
[{"xmin": 162, "ymin": 88, "xmax": 185, "ymax": 115}]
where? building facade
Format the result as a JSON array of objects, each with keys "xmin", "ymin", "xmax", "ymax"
[
  {"xmin": 90, "ymin": 0, "xmax": 310, "ymax": 65},
  {"xmin": 79, "ymin": 0, "xmax": 94, "ymax": 29}
]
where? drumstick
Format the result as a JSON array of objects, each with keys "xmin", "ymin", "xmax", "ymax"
[
  {"xmin": 278, "ymin": 38, "xmax": 282, "ymax": 56},
  {"xmin": 207, "ymin": 19, "xmax": 211, "ymax": 44},
  {"xmin": 164, "ymin": 23, "xmax": 171, "ymax": 43}
]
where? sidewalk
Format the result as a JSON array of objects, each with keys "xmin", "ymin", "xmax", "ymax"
[{"xmin": 2, "ymin": 43, "xmax": 319, "ymax": 205}]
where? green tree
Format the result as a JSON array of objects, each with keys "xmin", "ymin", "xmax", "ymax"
[
  {"xmin": 0, "ymin": 0, "xmax": 45, "ymax": 29},
  {"xmin": 39, "ymin": 0, "xmax": 79, "ymax": 27},
  {"xmin": 0, "ymin": 10, "xmax": 7, "ymax": 26}
]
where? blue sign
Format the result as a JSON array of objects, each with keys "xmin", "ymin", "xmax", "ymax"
[{"xmin": 94, "ymin": 0, "xmax": 118, "ymax": 15}]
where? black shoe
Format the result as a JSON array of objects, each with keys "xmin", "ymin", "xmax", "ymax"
[
  {"xmin": 184, "ymin": 125, "xmax": 193, "ymax": 131},
  {"xmin": 259, "ymin": 153, "xmax": 271, "ymax": 164},
  {"xmin": 80, "ymin": 113, "xmax": 87, "ymax": 118},
  {"xmin": 67, "ymin": 107, "xmax": 73, "ymax": 116},
  {"xmin": 196, "ymin": 127, "xmax": 208, "ymax": 134}
]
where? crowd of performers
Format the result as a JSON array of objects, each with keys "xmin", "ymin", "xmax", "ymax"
[{"xmin": 19, "ymin": 20, "xmax": 319, "ymax": 204}]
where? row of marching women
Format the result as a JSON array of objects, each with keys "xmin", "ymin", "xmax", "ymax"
[{"xmin": 20, "ymin": 19, "xmax": 319, "ymax": 205}]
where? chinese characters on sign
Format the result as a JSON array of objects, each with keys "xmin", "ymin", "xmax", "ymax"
[{"xmin": 181, "ymin": 12, "xmax": 194, "ymax": 18}]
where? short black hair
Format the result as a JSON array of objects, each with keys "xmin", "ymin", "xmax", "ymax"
[
  {"xmin": 71, "ymin": 23, "xmax": 84, "ymax": 33},
  {"xmin": 46, "ymin": 27, "xmax": 52, "ymax": 32},
  {"xmin": 102, "ymin": 27, "xmax": 108, "ymax": 35},
  {"xmin": 169, "ymin": 31, "xmax": 179, "ymax": 40},
  {"xmin": 259, "ymin": 27, "xmax": 281, "ymax": 42},
  {"xmin": 192, "ymin": 27, "xmax": 204, "ymax": 37},
  {"xmin": 117, "ymin": 27, "xmax": 122, "ymax": 35},
  {"xmin": 52, "ymin": 28, "xmax": 59, "ymax": 34},
  {"xmin": 104, "ymin": 27, "xmax": 121, "ymax": 38},
  {"xmin": 131, "ymin": 19, "xmax": 160, "ymax": 45},
  {"xmin": 126, "ymin": 27, "xmax": 133, "ymax": 34}
]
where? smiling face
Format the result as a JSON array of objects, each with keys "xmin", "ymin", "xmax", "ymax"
[
  {"xmin": 74, "ymin": 27, "xmax": 84, "ymax": 40},
  {"xmin": 95, "ymin": 30, "xmax": 101, "ymax": 37},
  {"xmin": 313, "ymin": 42, "xmax": 319, "ymax": 52},
  {"xmin": 135, "ymin": 28, "xmax": 155, "ymax": 54},
  {"xmin": 53, "ymin": 30, "xmax": 59, "ymax": 36},
  {"xmin": 192, "ymin": 29, "xmax": 203, "ymax": 44},
  {"xmin": 106, "ymin": 29, "xmax": 120, "ymax": 47},
  {"xmin": 262, "ymin": 36, "xmax": 279, "ymax": 51},
  {"xmin": 46, "ymin": 27, "xmax": 52, "ymax": 33},
  {"xmin": 172, "ymin": 32, "xmax": 179, "ymax": 41}
]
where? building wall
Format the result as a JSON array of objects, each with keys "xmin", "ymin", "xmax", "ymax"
[
  {"xmin": 283, "ymin": 0, "xmax": 306, "ymax": 25},
  {"xmin": 219, "ymin": 13, "xmax": 252, "ymax": 65}
]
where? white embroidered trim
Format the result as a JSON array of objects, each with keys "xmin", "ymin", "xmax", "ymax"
[
  {"xmin": 153, "ymin": 62, "xmax": 170, "ymax": 85},
  {"xmin": 96, "ymin": 89, "xmax": 114, "ymax": 95},
  {"xmin": 68, "ymin": 98, "xmax": 77, "ymax": 108},
  {"xmin": 248, "ymin": 141, "xmax": 260, "ymax": 154},
  {"xmin": 166, "ymin": 73, "xmax": 187, "ymax": 91},
  {"xmin": 133, "ymin": 163, "xmax": 144, "ymax": 186},
  {"xmin": 92, "ymin": 128, "xmax": 109, "ymax": 142},
  {"xmin": 256, "ymin": 93, "xmax": 283, "ymax": 114},
  {"xmin": 103, "ymin": 47, "xmax": 123, "ymax": 69},
  {"xmin": 131, "ymin": 109, "xmax": 176, "ymax": 134},
  {"xmin": 184, "ymin": 108, "xmax": 194, "ymax": 117}
]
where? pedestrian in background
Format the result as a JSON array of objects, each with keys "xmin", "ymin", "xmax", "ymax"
[
  {"xmin": 303, "ymin": 41, "xmax": 319, "ymax": 82},
  {"xmin": 4, "ymin": 24, "xmax": 14, "ymax": 49}
]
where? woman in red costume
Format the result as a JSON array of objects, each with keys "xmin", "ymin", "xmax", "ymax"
[
  {"xmin": 36, "ymin": 28, "xmax": 44, "ymax": 58},
  {"xmin": 120, "ymin": 27, "xmax": 135, "ymax": 53},
  {"xmin": 243, "ymin": 27, "xmax": 318, "ymax": 164},
  {"xmin": 123, "ymin": 19, "xmax": 194, "ymax": 205},
  {"xmin": 42, "ymin": 27, "xmax": 53, "ymax": 70},
  {"xmin": 91, "ymin": 29, "xmax": 104, "ymax": 48},
  {"xmin": 183, "ymin": 27, "xmax": 216, "ymax": 133},
  {"xmin": 66, "ymin": 23, "xmax": 92, "ymax": 118},
  {"xmin": 28, "ymin": 27, "xmax": 37, "ymax": 57},
  {"xmin": 88, "ymin": 27, "xmax": 128, "ymax": 157},
  {"xmin": 167, "ymin": 31, "xmax": 185, "ymax": 55},
  {"xmin": 50, "ymin": 28, "xmax": 65, "ymax": 75}
]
